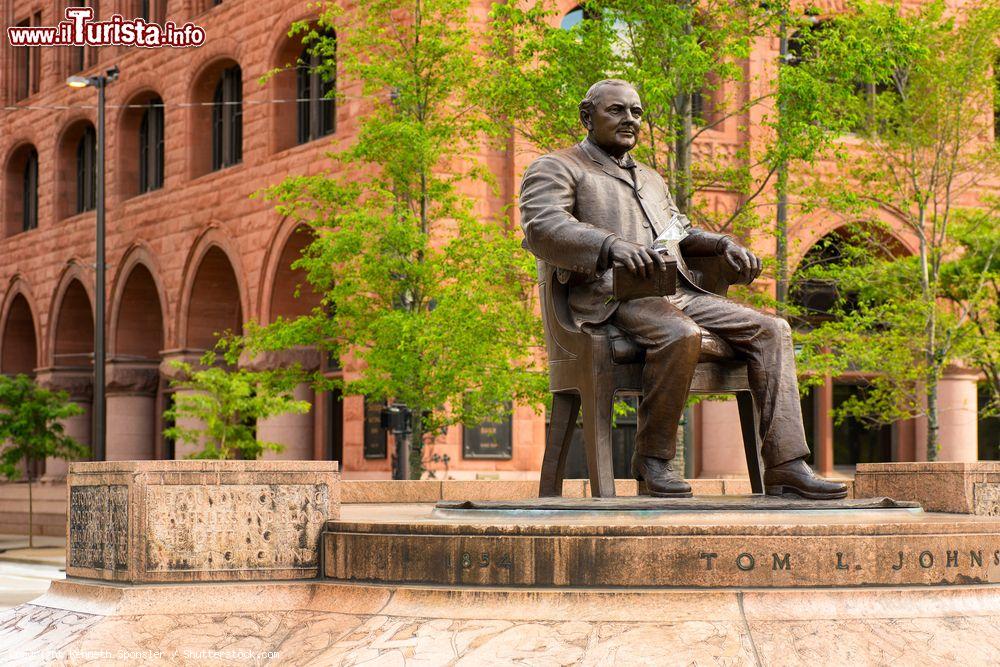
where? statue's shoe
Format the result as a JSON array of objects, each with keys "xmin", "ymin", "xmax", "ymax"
[
  {"xmin": 631, "ymin": 454, "xmax": 692, "ymax": 498},
  {"xmin": 764, "ymin": 458, "xmax": 848, "ymax": 500}
]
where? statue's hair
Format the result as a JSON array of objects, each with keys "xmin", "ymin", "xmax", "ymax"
[{"xmin": 579, "ymin": 79, "xmax": 636, "ymax": 116}]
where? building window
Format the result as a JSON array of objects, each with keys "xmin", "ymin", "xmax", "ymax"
[
  {"xmin": 76, "ymin": 126, "xmax": 97, "ymax": 213},
  {"xmin": 139, "ymin": 97, "xmax": 165, "ymax": 193},
  {"xmin": 22, "ymin": 149, "xmax": 39, "ymax": 231},
  {"xmin": 561, "ymin": 6, "xmax": 585, "ymax": 30},
  {"xmin": 67, "ymin": 3, "xmax": 97, "ymax": 74},
  {"xmin": 296, "ymin": 40, "xmax": 336, "ymax": 144},
  {"xmin": 13, "ymin": 18, "xmax": 31, "ymax": 101},
  {"xmin": 211, "ymin": 65, "xmax": 243, "ymax": 170},
  {"xmin": 137, "ymin": 0, "xmax": 166, "ymax": 23}
]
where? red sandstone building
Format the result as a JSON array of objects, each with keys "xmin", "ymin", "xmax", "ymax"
[{"xmin": 0, "ymin": 0, "xmax": 992, "ymax": 486}]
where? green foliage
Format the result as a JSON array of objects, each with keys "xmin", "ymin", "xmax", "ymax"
[
  {"xmin": 789, "ymin": 0, "xmax": 1000, "ymax": 458},
  {"xmin": 0, "ymin": 374, "xmax": 86, "ymax": 481},
  {"xmin": 163, "ymin": 352, "xmax": 311, "ymax": 460},
  {"xmin": 246, "ymin": 0, "xmax": 548, "ymax": 477},
  {"xmin": 479, "ymin": 0, "xmax": 841, "ymax": 235},
  {"xmin": 942, "ymin": 206, "xmax": 1000, "ymax": 417}
]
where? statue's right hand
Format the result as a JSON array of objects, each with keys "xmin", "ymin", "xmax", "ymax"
[{"xmin": 609, "ymin": 239, "xmax": 668, "ymax": 278}]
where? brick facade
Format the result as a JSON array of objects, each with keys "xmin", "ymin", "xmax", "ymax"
[{"xmin": 0, "ymin": 0, "xmax": 987, "ymax": 480}]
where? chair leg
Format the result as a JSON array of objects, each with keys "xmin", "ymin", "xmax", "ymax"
[
  {"xmin": 539, "ymin": 393, "xmax": 581, "ymax": 497},
  {"xmin": 581, "ymin": 382, "xmax": 616, "ymax": 498},
  {"xmin": 736, "ymin": 391, "xmax": 765, "ymax": 494}
]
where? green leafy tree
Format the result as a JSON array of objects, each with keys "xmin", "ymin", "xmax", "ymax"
[
  {"xmin": 163, "ymin": 352, "xmax": 311, "ymax": 460},
  {"xmin": 245, "ymin": 0, "xmax": 547, "ymax": 478},
  {"xmin": 480, "ymin": 1, "xmax": 846, "ymax": 241},
  {"xmin": 790, "ymin": 0, "xmax": 1000, "ymax": 459},
  {"xmin": 0, "ymin": 374, "xmax": 86, "ymax": 547},
  {"xmin": 942, "ymin": 207, "xmax": 1000, "ymax": 418}
]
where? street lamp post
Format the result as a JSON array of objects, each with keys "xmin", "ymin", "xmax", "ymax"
[{"xmin": 67, "ymin": 66, "xmax": 118, "ymax": 461}]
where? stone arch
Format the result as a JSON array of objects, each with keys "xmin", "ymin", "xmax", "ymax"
[
  {"xmin": 178, "ymin": 229, "xmax": 246, "ymax": 350},
  {"xmin": 49, "ymin": 266, "xmax": 95, "ymax": 368},
  {"xmin": 0, "ymin": 279, "xmax": 40, "ymax": 375},
  {"xmin": 110, "ymin": 250, "xmax": 167, "ymax": 359},
  {"xmin": 789, "ymin": 207, "xmax": 918, "ymax": 274},
  {"xmin": 259, "ymin": 220, "xmax": 322, "ymax": 325}
]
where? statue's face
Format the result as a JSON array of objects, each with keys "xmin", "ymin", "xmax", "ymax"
[{"xmin": 583, "ymin": 83, "xmax": 643, "ymax": 158}]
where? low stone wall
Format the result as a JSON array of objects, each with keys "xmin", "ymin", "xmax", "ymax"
[
  {"xmin": 0, "ymin": 476, "xmax": 856, "ymax": 537},
  {"xmin": 855, "ymin": 462, "xmax": 1000, "ymax": 514},
  {"xmin": 66, "ymin": 461, "xmax": 340, "ymax": 583}
]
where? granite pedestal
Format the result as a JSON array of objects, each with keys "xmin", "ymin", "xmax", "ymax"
[{"xmin": 1, "ymin": 462, "xmax": 999, "ymax": 665}]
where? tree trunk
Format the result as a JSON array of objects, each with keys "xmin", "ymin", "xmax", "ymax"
[
  {"xmin": 927, "ymin": 378, "xmax": 940, "ymax": 461},
  {"xmin": 27, "ymin": 464, "xmax": 34, "ymax": 549},
  {"xmin": 775, "ymin": 18, "xmax": 789, "ymax": 309},
  {"xmin": 674, "ymin": 91, "xmax": 693, "ymax": 214}
]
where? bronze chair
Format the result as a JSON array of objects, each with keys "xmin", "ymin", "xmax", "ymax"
[{"xmin": 537, "ymin": 256, "xmax": 765, "ymax": 498}]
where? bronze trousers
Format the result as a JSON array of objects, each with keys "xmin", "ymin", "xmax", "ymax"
[{"xmin": 610, "ymin": 286, "xmax": 811, "ymax": 468}]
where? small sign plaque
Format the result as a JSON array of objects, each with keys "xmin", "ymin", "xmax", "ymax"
[
  {"xmin": 463, "ymin": 409, "xmax": 513, "ymax": 460},
  {"xmin": 364, "ymin": 398, "xmax": 388, "ymax": 459}
]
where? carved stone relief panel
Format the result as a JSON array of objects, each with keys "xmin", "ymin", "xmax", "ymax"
[
  {"xmin": 144, "ymin": 483, "xmax": 329, "ymax": 573},
  {"xmin": 69, "ymin": 485, "xmax": 129, "ymax": 571}
]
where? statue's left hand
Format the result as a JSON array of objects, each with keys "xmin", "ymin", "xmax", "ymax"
[{"xmin": 720, "ymin": 239, "xmax": 763, "ymax": 284}]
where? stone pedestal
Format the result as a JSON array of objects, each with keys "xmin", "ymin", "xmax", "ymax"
[
  {"xmin": 34, "ymin": 367, "xmax": 92, "ymax": 479},
  {"xmin": 66, "ymin": 460, "xmax": 340, "ymax": 583},
  {"xmin": 105, "ymin": 359, "xmax": 160, "ymax": 461},
  {"xmin": 855, "ymin": 462, "xmax": 1000, "ymax": 514}
]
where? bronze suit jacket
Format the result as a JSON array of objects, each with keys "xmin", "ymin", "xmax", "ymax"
[{"xmin": 519, "ymin": 139, "xmax": 727, "ymax": 325}]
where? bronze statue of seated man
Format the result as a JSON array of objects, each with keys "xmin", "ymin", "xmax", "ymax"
[{"xmin": 519, "ymin": 78, "xmax": 846, "ymax": 500}]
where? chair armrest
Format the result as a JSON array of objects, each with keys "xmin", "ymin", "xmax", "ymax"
[{"xmin": 685, "ymin": 255, "xmax": 743, "ymax": 297}]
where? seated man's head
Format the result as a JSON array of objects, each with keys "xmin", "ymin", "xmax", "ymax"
[{"xmin": 579, "ymin": 79, "xmax": 643, "ymax": 158}]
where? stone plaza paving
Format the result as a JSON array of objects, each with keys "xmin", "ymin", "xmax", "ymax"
[{"xmin": 0, "ymin": 462, "xmax": 997, "ymax": 664}]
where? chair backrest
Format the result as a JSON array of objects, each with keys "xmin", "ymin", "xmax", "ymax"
[{"xmin": 536, "ymin": 261, "xmax": 588, "ymax": 364}]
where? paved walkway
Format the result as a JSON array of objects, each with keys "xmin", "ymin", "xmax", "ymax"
[{"xmin": 0, "ymin": 534, "xmax": 65, "ymax": 568}]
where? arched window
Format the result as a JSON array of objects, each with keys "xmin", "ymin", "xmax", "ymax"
[
  {"xmin": 139, "ymin": 97, "xmax": 165, "ymax": 192},
  {"xmin": 561, "ymin": 6, "xmax": 585, "ymax": 30},
  {"xmin": 22, "ymin": 148, "xmax": 38, "ymax": 231},
  {"xmin": 76, "ymin": 126, "xmax": 97, "ymax": 213},
  {"xmin": 296, "ymin": 37, "xmax": 336, "ymax": 144},
  {"xmin": 211, "ymin": 65, "xmax": 242, "ymax": 170}
]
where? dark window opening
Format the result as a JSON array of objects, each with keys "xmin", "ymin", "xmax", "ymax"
[
  {"xmin": 76, "ymin": 126, "xmax": 98, "ymax": 213},
  {"xmin": 296, "ymin": 41, "xmax": 336, "ymax": 144},
  {"xmin": 553, "ymin": 396, "xmax": 639, "ymax": 478},
  {"xmin": 139, "ymin": 98, "xmax": 165, "ymax": 193},
  {"xmin": 14, "ymin": 18, "xmax": 31, "ymax": 101},
  {"xmin": 211, "ymin": 65, "xmax": 243, "ymax": 170},
  {"xmin": 22, "ymin": 149, "xmax": 39, "ymax": 232},
  {"xmin": 68, "ymin": 3, "xmax": 96, "ymax": 74},
  {"xmin": 832, "ymin": 383, "xmax": 892, "ymax": 465},
  {"xmin": 138, "ymin": 0, "xmax": 165, "ymax": 23}
]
